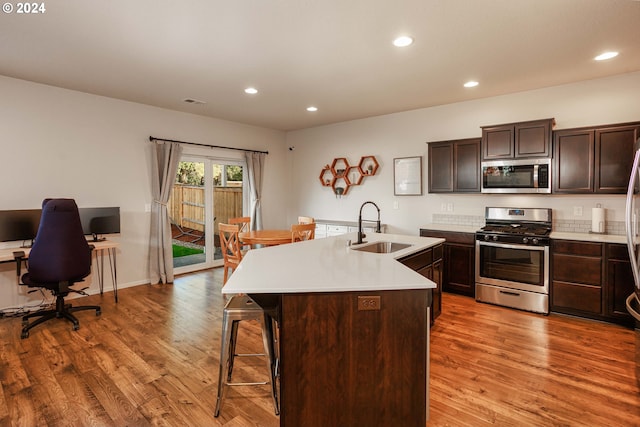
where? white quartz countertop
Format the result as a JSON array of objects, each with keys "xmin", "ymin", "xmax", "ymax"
[
  {"xmin": 420, "ymin": 224, "xmax": 480, "ymax": 234},
  {"xmin": 420, "ymin": 223, "xmax": 628, "ymax": 244},
  {"xmin": 221, "ymin": 232, "xmax": 445, "ymax": 294},
  {"xmin": 550, "ymin": 231, "xmax": 626, "ymax": 244}
]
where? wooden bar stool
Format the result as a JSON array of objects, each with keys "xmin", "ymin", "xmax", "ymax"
[{"xmin": 214, "ymin": 294, "xmax": 279, "ymax": 417}]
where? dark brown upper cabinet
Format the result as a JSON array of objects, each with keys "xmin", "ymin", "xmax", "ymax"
[
  {"xmin": 481, "ymin": 118, "xmax": 554, "ymax": 160},
  {"xmin": 553, "ymin": 122, "xmax": 640, "ymax": 194},
  {"xmin": 427, "ymin": 138, "xmax": 481, "ymax": 193}
]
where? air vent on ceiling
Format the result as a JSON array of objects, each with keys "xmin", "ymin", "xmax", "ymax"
[{"xmin": 183, "ymin": 98, "xmax": 206, "ymax": 105}]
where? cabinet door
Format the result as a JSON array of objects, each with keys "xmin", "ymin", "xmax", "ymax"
[
  {"xmin": 444, "ymin": 243, "xmax": 475, "ymax": 297},
  {"xmin": 454, "ymin": 138, "xmax": 481, "ymax": 192},
  {"xmin": 595, "ymin": 124, "xmax": 640, "ymax": 193},
  {"xmin": 482, "ymin": 125, "xmax": 513, "ymax": 160},
  {"xmin": 553, "ymin": 129, "xmax": 595, "ymax": 193},
  {"xmin": 428, "ymin": 142, "xmax": 454, "ymax": 193},
  {"xmin": 432, "ymin": 259, "xmax": 442, "ymax": 320},
  {"xmin": 606, "ymin": 244, "xmax": 635, "ymax": 323},
  {"xmin": 515, "ymin": 119, "xmax": 552, "ymax": 158}
]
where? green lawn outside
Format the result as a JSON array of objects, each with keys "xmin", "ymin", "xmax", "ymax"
[{"xmin": 172, "ymin": 244, "xmax": 204, "ymax": 258}]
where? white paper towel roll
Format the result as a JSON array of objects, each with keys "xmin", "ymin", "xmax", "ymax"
[{"xmin": 592, "ymin": 207, "xmax": 605, "ymax": 233}]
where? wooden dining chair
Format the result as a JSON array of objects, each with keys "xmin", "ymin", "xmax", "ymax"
[
  {"xmin": 219, "ymin": 223, "xmax": 243, "ymax": 284},
  {"xmin": 229, "ymin": 216, "xmax": 252, "ymax": 251},
  {"xmin": 229, "ymin": 216, "xmax": 251, "ymax": 232},
  {"xmin": 291, "ymin": 223, "xmax": 315, "ymax": 242},
  {"xmin": 297, "ymin": 216, "xmax": 315, "ymax": 224}
]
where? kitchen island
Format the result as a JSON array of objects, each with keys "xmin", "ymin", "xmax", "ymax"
[{"xmin": 222, "ymin": 232, "xmax": 444, "ymax": 427}]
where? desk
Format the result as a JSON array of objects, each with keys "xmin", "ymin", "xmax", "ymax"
[
  {"xmin": 239, "ymin": 230, "xmax": 292, "ymax": 246},
  {"xmin": 0, "ymin": 240, "xmax": 120, "ymax": 302}
]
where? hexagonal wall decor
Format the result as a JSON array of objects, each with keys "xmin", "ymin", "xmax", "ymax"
[{"xmin": 319, "ymin": 156, "xmax": 379, "ymax": 196}]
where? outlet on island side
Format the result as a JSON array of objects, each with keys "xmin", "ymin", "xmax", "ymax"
[{"xmin": 357, "ymin": 296, "xmax": 381, "ymax": 311}]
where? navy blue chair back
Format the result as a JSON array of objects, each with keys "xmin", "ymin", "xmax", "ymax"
[{"xmin": 27, "ymin": 198, "xmax": 91, "ymax": 284}]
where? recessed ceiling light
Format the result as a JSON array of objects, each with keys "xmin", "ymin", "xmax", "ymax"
[
  {"xmin": 244, "ymin": 87, "xmax": 258, "ymax": 94},
  {"xmin": 393, "ymin": 36, "xmax": 414, "ymax": 47},
  {"xmin": 306, "ymin": 106, "xmax": 318, "ymax": 112},
  {"xmin": 594, "ymin": 51, "xmax": 618, "ymax": 61},
  {"xmin": 464, "ymin": 81, "xmax": 479, "ymax": 88}
]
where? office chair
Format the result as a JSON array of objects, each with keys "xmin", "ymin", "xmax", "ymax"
[{"xmin": 16, "ymin": 198, "xmax": 101, "ymax": 338}]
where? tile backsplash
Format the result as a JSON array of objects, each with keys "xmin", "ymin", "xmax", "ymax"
[
  {"xmin": 433, "ymin": 214, "xmax": 625, "ymax": 236},
  {"xmin": 553, "ymin": 219, "xmax": 625, "ymax": 235},
  {"xmin": 432, "ymin": 214, "xmax": 484, "ymax": 228}
]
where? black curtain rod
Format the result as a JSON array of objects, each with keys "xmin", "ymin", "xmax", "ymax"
[{"xmin": 148, "ymin": 136, "xmax": 269, "ymax": 155}]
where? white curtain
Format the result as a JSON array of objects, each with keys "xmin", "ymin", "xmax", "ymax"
[
  {"xmin": 149, "ymin": 141, "xmax": 183, "ymax": 284},
  {"xmin": 245, "ymin": 152, "xmax": 266, "ymax": 231}
]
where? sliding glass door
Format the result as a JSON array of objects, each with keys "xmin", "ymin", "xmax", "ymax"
[{"xmin": 170, "ymin": 156, "xmax": 246, "ymax": 274}]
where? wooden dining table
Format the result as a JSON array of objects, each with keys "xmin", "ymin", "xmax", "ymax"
[{"xmin": 239, "ymin": 229, "xmax": 293, "ymax": 246}]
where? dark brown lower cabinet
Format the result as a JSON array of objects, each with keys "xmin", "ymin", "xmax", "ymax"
[
  {"xmin": 605, "ymin": 244, "xmax": 636, "ymax": 325},
  {"xmin": 399, "ymin": 244, "xmax": 442, "ymax": 322},
  {"xmin": 551, "ymin": 239, "xmax": 634, "ymax": 326},
  {"xmin": 278, "ymin": 289, "xmax": 430, "ymax": 427},
  {"xmin": 420, "ymin": 229, "xmax": 476, "ymax": 297}
]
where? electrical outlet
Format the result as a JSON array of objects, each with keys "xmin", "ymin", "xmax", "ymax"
[
  {"xmin": 145, "ymin": 203, "xmax": 151, "ymax": 212},
  {"xmin": 441, "ymin": 203, "xmax": 447, "ymax": 212},
  {"xmin": 447, "ymin": 203, "xmax": 453, "ymax": 212},
  {"xmin": 393, "ymin": 201, "xmax": 399, "ymax": 210},
  {"xmin": 358, "ymin": 296, "xmax": 381, "ymax": 311},
  {"xmin": 573, "ymin": 206, "xmax": 583, "ymax": 216}
]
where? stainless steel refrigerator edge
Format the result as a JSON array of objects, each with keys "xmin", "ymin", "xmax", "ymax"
[{"xmin": 624, "ymin": 137, "xmax": 640, "ymax": 389}]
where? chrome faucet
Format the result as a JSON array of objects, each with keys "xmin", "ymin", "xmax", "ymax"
[{"xmin": 357, "ymin": 201, "xmax": 381, "ymax": 244}]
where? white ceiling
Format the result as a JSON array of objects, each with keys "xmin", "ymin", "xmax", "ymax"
[{"xmin": 1, "ymin": 0, "xmax": 639, "ymax": 131}]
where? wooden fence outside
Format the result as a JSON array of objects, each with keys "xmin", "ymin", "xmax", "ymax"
[{"xmin": 169, "ymin": 185, "xmax": 243, "ymax": 234}]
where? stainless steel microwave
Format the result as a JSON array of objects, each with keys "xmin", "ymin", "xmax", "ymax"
[{"xmin": 481, "ymin": 158, "xmax": 551, "ymax": 194}]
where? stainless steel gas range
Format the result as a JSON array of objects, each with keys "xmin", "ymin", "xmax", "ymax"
[{"xmin": 475, "ymin": 207, "xmax": 552, "ymax": 314}]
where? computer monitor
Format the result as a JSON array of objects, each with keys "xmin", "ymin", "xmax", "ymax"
[
  {"xmin": 0, "ymin": 209, "xmax": 42, "ymax": 244},
  {"xmin": 78, "ymin": 207, "xmax": 121, "ymax": 241}
]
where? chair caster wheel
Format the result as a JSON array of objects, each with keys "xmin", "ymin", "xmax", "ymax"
[
  {"xmin": 72, "ymin": 324, "xmax": 79, "ymax": 331},
  {"xmin": 96, "ymin": 309, "xmax": 101, "ymax": 316},
  {"xmin": 21, "ymin": 331, "xmax": 29, "ymax": 339}
]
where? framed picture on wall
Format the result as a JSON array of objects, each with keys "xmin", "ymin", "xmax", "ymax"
[{"xmin": 394, "ymin": 156, "xmax": 423, "ymax": 196}]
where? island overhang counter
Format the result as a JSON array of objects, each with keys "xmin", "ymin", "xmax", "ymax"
[{"xmin": 221, "ymin": 232, "xmax": 444, "ymax": 427}]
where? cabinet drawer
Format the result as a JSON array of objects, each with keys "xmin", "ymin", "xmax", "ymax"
[
  {"xmin": 607, "ymin": 243, "xmax": 629, "ymax": 260},
  {"xmin": 314, "ymin": 223, "xmax": 327, "ymax": 238},
  {"xmin": 552, "ymin": 281, "xmax": 602, "ymax": 314},
  {"xmin": 399, "ymin": 249, "xmax": 433, "ymax": 270},
  {"xmin": 326, "ymin": 225, "xmax": 348, "ymax": 235},
  {"xmin": 553, "ymin": 240, "xmax": 602, "ymax": 257},
  {"xmin": 552, "ymin": 253, "xmax": 602, "ymax": 286},
  {"xmin": 432, "ymin": 244, "xmax": 443, "ymax": 261}
]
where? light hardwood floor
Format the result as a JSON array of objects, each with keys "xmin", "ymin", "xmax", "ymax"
[{"xmin": 0, "ymin": 268, "xmax": 638, "ymax": 426}]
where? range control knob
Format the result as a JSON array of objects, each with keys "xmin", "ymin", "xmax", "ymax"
[
  {"xmin": 484, "ymin": 234, "xmax": 491, "ymax": 241},
  {"xmin": 492, "ymin": 235, "xmax": 498, "ymax": 242},
  {"xmin": 532, "ymin": 238, "xmax": 539, "ymax": 245},
  {"xmin": 522, "ymin": 237, "xmax": 529, "ymax": 244}
]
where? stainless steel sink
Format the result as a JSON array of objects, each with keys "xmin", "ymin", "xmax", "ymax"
[{"xmin": 352, "ymin": 241, "xmax": 412, "ymax": 254}]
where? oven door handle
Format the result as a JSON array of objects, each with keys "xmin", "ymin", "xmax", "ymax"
[{"xmin": 477, "ymin": 241, "xmax": 547, "ymax": 251}]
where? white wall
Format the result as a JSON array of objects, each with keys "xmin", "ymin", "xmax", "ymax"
[
  {"xmin": 285, "ymin": 71, "xmax": 640, "ymax": 234},
  {"xmin": 0, "ymin": 76, "xmax": 288, "ymax": 310}
]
